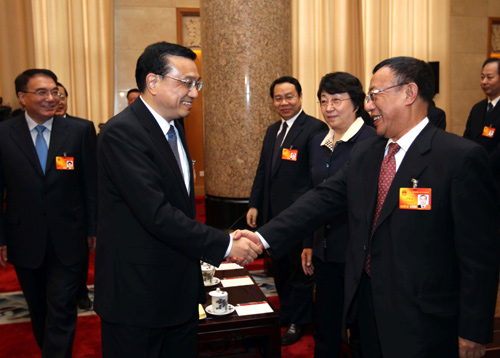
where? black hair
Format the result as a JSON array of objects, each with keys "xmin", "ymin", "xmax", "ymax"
[
  {"xmin": 373, "ymin": 56, "xmax": 435, "ymax": 103},
  {"xmin": 56, "ymin": 82, "xmax": 68, "ymax": 97},
  {"xmin": 269, "ymin": 76, "xmax": 302, "ymax": 99},
  {"xmin": 135, "ymin": 42, "xmax": 197, "ymax": 92},
  {"xmin": 482, "ymin": 58, "xmax": 500, "ymax": 73},
  {"xmin": 15, "ymin": 69, "xmax": 58, "ymax": 94},
  {"xmin": 317, "ymin": 72, "xmax": 365, "ymax": 115},
  {"xmin": 127, "ymin": 88, "xmax": 140, "ymax": 98}
]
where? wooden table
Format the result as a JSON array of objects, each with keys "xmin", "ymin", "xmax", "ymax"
[{"xmin": 198, "ymin": 267, "xmax": 281, "ymax": 357}]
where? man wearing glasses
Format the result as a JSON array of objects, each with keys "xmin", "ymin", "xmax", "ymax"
[
  {"xmin": 0, "ymin": 69, "xmax": 97, "ymax": 358},
  {"xmin": 94, "ymin": 42, "xmax": 262, "ymax": 357},
  {"xmin": 241, "ymin": 57, "xmax": 500, "ymax": 358},
  {"xmin": 247, "ymin": 76, "xmax": 327, "ymax": 346}
]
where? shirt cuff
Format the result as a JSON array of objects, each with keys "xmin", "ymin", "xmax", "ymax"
[
  {"xmin": 224, "ymin": 233, "xmax": 233, "ymax": 258},
  {"xmin": 256, "ymin": 231, "xmax": 270, "ymax": 249}
]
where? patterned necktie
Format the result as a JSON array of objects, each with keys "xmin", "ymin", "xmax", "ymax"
[
  {"xmin": 365, "ymin": 142, "xmax": 401, "ymax": 276},
  {"xmin": 272, "ymin": 122, "xmax": 288, "ymax": 171},
  {"xmin": 487, "ymin": 102, "xmax": 494, "ymax": 113},
  {"xmin": 35, "ymin": 125, "xmax": 48, "ymax": 173},
  {"xmin": 166, "ymin": 125, "xmax": 183, "ymax": 175}
]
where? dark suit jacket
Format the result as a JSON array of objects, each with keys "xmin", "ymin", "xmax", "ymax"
[
  {"xmin": 248, "ymin": 110, "xmax": 328, "ymax": 222},
  {"xmin": 304, "ymin": 123, "xmax": 376, "ymax": 262},
  {"xmin": 464, "ymin": 99, "xmax": 500, "ymax": 153},
  {"xmin": 259, "ymin": 123, "xmax": 500, "ymax": 357},
  {"xmin": 427, "ymin": 104, "xmax": 446, "ymax": 130},
  {"xmin": 0, "ymin": 114, "xmax": 97, "ymax": 268},
  {"xmin": 94, "ymin": 99, "xmax": 229, "ymax": 328},
  {"xmin": 65, "ymin": 114, "xmax": 85, "ymax": 122}
]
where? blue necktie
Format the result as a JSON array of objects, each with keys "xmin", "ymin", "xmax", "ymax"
[
  {"xmin": 35, "ymin": 125, "xmax": 48, "ymax": 173},
  {"xmin": 166, "ymin": 126, "xmax": 183, "ymax": 175}
]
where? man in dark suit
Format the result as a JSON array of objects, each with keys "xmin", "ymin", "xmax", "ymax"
[
  {"xmin": 0, "ymin": 69, "xmax": 97, "ymax": 358},
  {"xmin": 464, "ymin": 58, "xmax": 500, "ymax": 155},
  {"xmin": 427, "ymin": 102, "xmax": 446, "ymax": 130},
  {"xmin": 246, "ymin": 76, "xmax": 328, "ymax": 345},
  {"xmin": 94, "ymin": 42, "xmax": 261, "ymax": 358},
  {"xmin": 56, "ymin": 82, "xmax": 94, "ymax": 310},
  {"xmin": 242, "ymin": 57, "xmax": 500, "ymax": 358},
  {"xmin": 126, "ymin": 88, "xmax": 140, "ymax": 105}
]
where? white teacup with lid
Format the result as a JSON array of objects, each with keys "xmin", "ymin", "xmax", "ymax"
[
  {"xmin": 209, "ymin": 288, "xmax": 228, "ymax": 313},
  {"xmin": 201, "ymin": 262, "xmax": 216, "ymax": 284}
]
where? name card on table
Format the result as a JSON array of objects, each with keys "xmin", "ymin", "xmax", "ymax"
[
  {"xmin": 221, "ymin": 276, "xmax": 254, "ymax": 287},
  {"xmin": 216, "ymin": 262, "xmax": 243, "ymax": 270},
  {"xmin": 236, "ymin": 301, "xmax": 274, "ymax": 316}
]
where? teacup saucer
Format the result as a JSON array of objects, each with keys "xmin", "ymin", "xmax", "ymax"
[
  {"xmin": 205, "ymin": 304, "xmax": 235, "ymax": 316},
  {"xmin": 204, "ymin": 277, "xmax": 221, "ymax": 287}
]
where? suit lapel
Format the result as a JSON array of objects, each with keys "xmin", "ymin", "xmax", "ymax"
[
  {"xmin": 362, "ymin": 138, "xmax": 386, "ymax": 229},
  {"xmin": 486, "ymin": 101, "xmax": 500, "ymax": 126},
  {"xmin": 46, "ymin": 116, "xmax": 69, "ymax": 173},
  {"xmin": 372, "ymin": 124, "xmax": 434, "ymax": 234},
  {"xmin": 469, "ymin": 100, "xmax": 487, "ymax": 137},
  {"xmin": 266, "ymin": 121, "xmax": 281, "ymax": 178},
  {"xmin": 131, "ymin": 101, "xmax": 192, "ymax": 209},
  {"xmin": 175, "ymin": 119, "xmax": 196, "ymax": 211},
  {"xmin": 9, "ymin": 116, "xmax": 44, "ymax": 175}
]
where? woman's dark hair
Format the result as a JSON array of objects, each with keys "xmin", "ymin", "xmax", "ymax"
[{"xmin": 317, "ymin": 72, "xmax": 365, "ymax": 116}]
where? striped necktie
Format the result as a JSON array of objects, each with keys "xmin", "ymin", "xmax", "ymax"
[{"xmin": 487, "ymin": 102, "xmax": 494, "ymax": 113}]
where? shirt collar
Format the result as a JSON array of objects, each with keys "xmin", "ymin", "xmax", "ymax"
[
  {"xmin": 281, "ymin": 108, "xmax": 303, "ymax": 128},
  {"xmin": 320, "ymin": 117, "xmax": 364, "ymax": 147},
  {"xmin": 489, "ymin": 95, "xmax": 500, "ymax": 108},
  {"xmin": 140, "ymin": 96, "xmax": 174, "ymax": 135},
  {"xmin": 386, "ymin": 117, "xmax": 429, "ymax": 153},
  {"xmin": 25, "ymin": 112, "xmax": 53, "ymax": 132}
]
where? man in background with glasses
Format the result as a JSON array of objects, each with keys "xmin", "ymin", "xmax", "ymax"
[
  {"xmin": 241, "ymin": 57, "xmax": 500, "ymax": 358},
  {"xmin": 0, "ymin": 69, "xmax": 97, "ymax": 358},
  {"xmin": 247, "ymin": 76, "xmax": 327, "ymax": 346},
  {"xmin": 94, "ymin": 41, "xmax": 262, "ymax": 358}
]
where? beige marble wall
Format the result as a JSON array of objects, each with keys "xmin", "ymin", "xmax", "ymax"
[
  {"xmin": 201, "ymin": 0, "xmax": 291, "ymax": 198},
  {"xmin": 449, "ymin": 0, "xmax": 500, "ymax": 135},
  {"xmin": 114, "ymin": 0, "xmax": 200, "ymax": 114}
]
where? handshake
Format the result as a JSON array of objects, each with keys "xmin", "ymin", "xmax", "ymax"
[{"xmin": 226, "ymin": 230, "xmax": 265, "ymax": 266}]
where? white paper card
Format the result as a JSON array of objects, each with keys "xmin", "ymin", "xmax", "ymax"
[
  {"xmin": 236, "ymin": 302, "xmax": 274, "ymax": 316},
  {"xmin": 220, "ymin": 276, "xmax": 254, "ymax": 287},
  {"xmin": 216, "ymin": 262, "xmax": 243, "ymax": 271}
]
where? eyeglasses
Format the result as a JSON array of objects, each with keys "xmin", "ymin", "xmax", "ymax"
[
  {"xmin": 365, "ymin": 83, "xmax": 408, "ymax": 103},
  {"xmin": 318, "ymin": 97, "xmax": 351, "ymax": 108},
  {"xmin": 274, "ymin": 94, "xmax": 298, "ymax": 103},
  {"xmin": 21, "ymin": 89, "xmax": 61, "ymax": 99},
  {"xmin": 159, "ymin": 74, "xmax": 203, "ymax": 92}
]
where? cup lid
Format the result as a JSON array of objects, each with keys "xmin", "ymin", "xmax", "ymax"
[{"xmin": 209, "ymin": 287, "xmax": 227, "ymax": 297}]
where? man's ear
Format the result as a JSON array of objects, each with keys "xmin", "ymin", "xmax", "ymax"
[
  {"xmin": 404, "ymin": 83, "xmax": 418, "ymax": 105},
  {"xmin": 17, "ymin": 92, "xmax": 26, "ymax": 107},
  {"xmin": 145, "ymin": 73, "xmax": 159, "ymax": 96}
]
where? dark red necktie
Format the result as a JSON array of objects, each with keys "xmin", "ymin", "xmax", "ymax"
[{"xmin": 365, "ymin": 142, "xmax": 401, "ymax": 276}]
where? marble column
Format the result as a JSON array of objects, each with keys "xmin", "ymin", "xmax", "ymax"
[{"xmin": 201, "ymin": 0, "xmax": 291, "ymax": 229}]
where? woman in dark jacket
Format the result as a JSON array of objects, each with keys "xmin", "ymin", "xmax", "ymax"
[{"xmin": 302, "ymin": 72, "xmax": 376, "ymax": 358}]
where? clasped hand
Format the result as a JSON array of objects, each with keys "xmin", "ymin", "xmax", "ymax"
[{"xmin": 227, "ymin": 230, "xmax": 264, "ymax": 266}]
